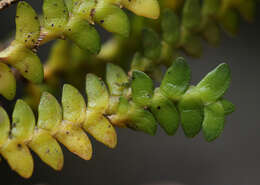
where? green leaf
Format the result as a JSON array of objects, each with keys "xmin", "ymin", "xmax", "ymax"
[
  {"xmin": 178, "ymin": 86, "xmax": 203, "ymax": 138},
  {"xmin": 0, "ymin": 107, "xmax": 10, "ymax": 147},
  {"xmin": 38, "ymin": 92, "xmax": 62, "ymax": 133},
  {"xmin": 29, "ymin": 130, "xmax": 64, "ymax": 171},
  {"xmin": 15, "ymin": 1, "xmax": 40, "ymax": 48},
  {"xmin": 116, "ymin": 96, "xmax": 130, "ymax": 116},
  {"xmin": 65, "ymin": 17, "xmax": 101, "ymax": 54},
  {"xmin": 64, "ymin": 0, "xmax": 75, "ymax": 13},
  {"xmin": 197, "ymin": 63, "xmax": 231, "ymax": 104},
  {"xmin": 201, "ymin": 0, "xmax": 220, "ymax": 17},
  {"xmin": 181, "ymin": 30, "xmax": 202, "ymax": 57},
  {"xmin": 0, "ymin": 42, "xmax": 44, "ymax": 84},
  {"xmin": 121, "ymin": 0, "xmax": 160, "ymax": 19},
  {"xmin": 237, "ymin": 0, "xmax": 256, "ymax": 22},
  {"xmin": 142, "ymin": 28, "xmax": 162, "ymax": 60},
  {"xmin": 71, "ymin": 0, "xmax": 96, "ymax": 21},
  {"xmin": 151, "ymin": 88, "xmax": 179, "ymax": 135},
  {"xmin": 160, "ymin": 57, "xmax": 191, "ymax": 101},
  {"xmin": 131, "ymin": 70, "xmax": 154, "ymax": 106},
  {"xmin": 219, "ymin": 9, "xmax": 240, "ymax": 36},
  {"xmin": 128, "ymin": 103, "xmax": 157, "ymax": 136},
  {"xmin": 106, "ymin": 63, "xmax": 128, "ymax": 96},
  {"xmin": 0, "ymin": 63, "xmax": 16, "ymax": 100},
  {"xmin": 161, "ymin": 9, "xmax": 180, "ymax": 46},
  {"xmin": 202, "ymin": 22, "xmax": 220, "ymax": 46},
  {"xmin": 130, "ymin": 52, "xmax": 154, "ymax": 72},
  {"xmin": 62, "ymin": 84, "xmax": 86, "ymax": 124},
  {"xmin": 1, "ymin": 140, "xmax": 33, "ymax": 178},
  {"xmin": 182, "ymin": 0, "xmax": 201, "ymax": 30},
  {"xmin": 42, "ymin": 0, "xmax": 69, "ymax": 35},
  {"xmin": 220, "ymin": 98, "xmax": 235, "ymax": 115},
  {"xmin": 11, "ymin": 100, "xmax": 35, "ymax": 142},
  {"xmin": 202, "ymin": 101, "xmax": 225, "ymax": 142},
  {"xmin": 86, "ymin": 74, "xmax": 109, "ymax": 111},
  {"xmin": 94, "ymin": 1, "xmax": 130, "ymax": 37}
]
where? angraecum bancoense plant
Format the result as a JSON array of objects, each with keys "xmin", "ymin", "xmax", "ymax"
[{"xmin": 0, "ymin": 0, "xmax": 255, "ymax": 179}]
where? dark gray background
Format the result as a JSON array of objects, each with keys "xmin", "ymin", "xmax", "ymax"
[{"xmin": 0, "ymin": 1, "xmax": 259, "ymax": 185}]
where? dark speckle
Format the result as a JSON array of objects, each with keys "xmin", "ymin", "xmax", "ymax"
[{"xmin": 17, "ymin": 144, "xmax": 22, "ymax": 149}]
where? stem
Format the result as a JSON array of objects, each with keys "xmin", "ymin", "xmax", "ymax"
[{"xmin": 0, "ymin": 0, "xmax": 20, "ymax": 11}]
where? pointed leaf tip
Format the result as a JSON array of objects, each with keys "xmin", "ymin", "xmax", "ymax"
[{"xmin": 197, "ymin": 63, "xmax": 231, "ymax": 104}]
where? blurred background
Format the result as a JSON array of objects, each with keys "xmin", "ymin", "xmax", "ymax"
[{"xmin": 0, "ymin": 1, "xmax": 260, "ymax": 185}]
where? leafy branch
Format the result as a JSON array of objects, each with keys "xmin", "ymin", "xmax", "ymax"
[{"xmin": 0, "ymin": 58, "xmax": 234, "ymax": 178}]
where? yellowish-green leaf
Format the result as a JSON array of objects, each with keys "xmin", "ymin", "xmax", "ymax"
[
  {"xmin": 95, "ymin": 1, "xmax": 130, "ymax": 37},
  {"xmin": 11, "ymin": 100, "xmax": 35, "ymax": 142},
  {"xmin": 29, "ymin": 129, "xmax": 64, "ymax": 171},
  {"xmin": 62, "ymin": 84, "xmax": 86, "ymax": 124},
  {"xmin": 56, "ymin": 121, "xmax": 93, "ymax": 160},
  {"xmin": 15, "ymin": 1, "xmax": 40, "ymax": 48},
  {"xmin": 0, "ymin": 63, "xmax": 16, "ymax": 100},
  {"xmin": 106, "ymin": 63, "xmax": 128, "ymax": 96},
  {"xmin": 121, "ymin": 0, "xmax": 160, "ymax": 19},
  {"xmin": 65, "ymin": 17, "xmax": 101, "ymax": 54},
  {"xmin": 42, "ymin": 0, "xmax": 69, "ymax": 35},
  {"xmin": 0, "ymin": 42, "xmax": 43, "ymax": 83},
  {"xmin": 0, "ymin": 107, "xmax": 10, "ymax": 147},
  {"xmin": 84, "ymin": 110, "xmax": 117, "ymax": 148},
  {"xmin": 86, "ymin": 74, "xmax": 109, "ymax": 112},
  {"xmin": 37, "ymin": 92, "xmax": 62, "ymax": 133},
  {"xmin": 1, "ymin": 140, "xmax": 33, "ymax": 178}
]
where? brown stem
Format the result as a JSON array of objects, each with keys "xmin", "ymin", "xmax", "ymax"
[{"xmin": 0, "ymin": 0, "xmax": 20, "ymax": 11}]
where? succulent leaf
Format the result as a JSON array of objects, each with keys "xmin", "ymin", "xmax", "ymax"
[
  {"xmin": 131, "ymin": 70, "xmax": 154, "ymax": 106},
  {"xmin": 65, "ymin": 17, "xmax": 101, "ymax": 54},
  {"xmin": 94, "ymin": 1, "xmax": 130, "ymax": 37},
  {"xmin": 0, "ymin": 42, "xmax": 44, "ymax": 84},
  {"xmin": 197, "ymin": 63, "xmax": 231, "ymax": 104},
  {"xmin": 161, "ymin": 9, "xmax": 180, "ymax": 46},
  {"xmin": 42, "ymin": 0, "xmax": 69, "ymax": 38},
  {"xmin": 182, "ymin": 0, "xmax": 201, "ymax": 30},
  {"xmin": 142, "ymin": 28, "xmax": 162, "ymax": 60},
  {"xmin": 55, "ymin": 121, "xmax": 93, "ymax": 160},
  {"xmin": 106, "ymin": 63, "xmax": 128, "ymax": 96},
  {"xmin": 0, "ymin": 63, "xmax": 16, "ymax": 100},
  {"xmin": 121, "ymin": 0, "xmax": 160, "ymax": 19},
  {"xmin": 0, "ymin": 107, "xmax": 10, "ymax": 147},
  {"xmin": 220, "ymin": 98, "xmax": 235, "ymax": 115},
  {"xmin": 202, "ymin": 101, "xmax": 225, "ymax": 142},
  {"xmin": 150, "ymin": 88, "xmax": 179, "ymax": 135},
  {"xmin": 15, "ymin": 1, "xmax": 40, "ymax": 48},
  {"xmin": 62, "ymin": 84, "xmax": 86, "ymax": 124},
  {"xmin": 1, "ymin": 140, "xmax": 33, "ymax": 178},
  {"xmin": 178, "ymin": 86, "xmax": 204, "ymax": 138},
  {"xmin": 160, "ymin": 57, "xmax": 191, "ymax": 101},
  {"xmin": 11, "ymin": 100, "xmax": 35, "ymax": 141},
  {"xmin": 37, "ymin": 92, "xmax": 62, "ymax": 133},
  {"xmin": 84, "ymin": 110, "xmax": 117, "ymax": 148},
  {"xmin": 29, "ymin": 129, "xmax": 64, "ymax": 171}
]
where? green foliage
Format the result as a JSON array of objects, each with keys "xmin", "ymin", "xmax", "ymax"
[
  {"xmin": 0, "ymin": 0, "xmax": 160, "ymax": 100},
  {"xmin": 0, "ymin": 57, "xmax": 234, "ymax": 178},
  {"xmin": 0, "ymin": 0, "xmax": 253, "ymax": 179}
]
